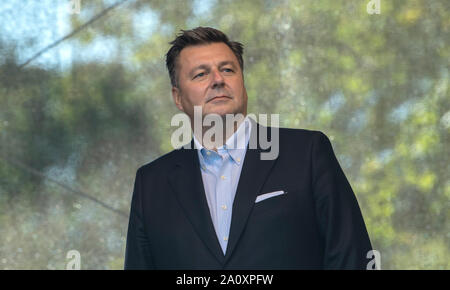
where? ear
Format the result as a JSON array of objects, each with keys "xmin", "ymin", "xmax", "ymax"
[{"xmin": 172, "ymin": 86, "xmax": 184, "ymax": 112}]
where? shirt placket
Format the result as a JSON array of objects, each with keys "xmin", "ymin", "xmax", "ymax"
[{"xmin": 215, "ymin": 150, "xmax": 232, "ymax": 253}]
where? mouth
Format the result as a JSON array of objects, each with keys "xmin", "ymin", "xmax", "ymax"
[{"xmin": 207, "ymin": 95, "xmax": 231, "ymax": 103}]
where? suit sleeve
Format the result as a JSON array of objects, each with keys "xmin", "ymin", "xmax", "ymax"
[
  {"xmin": 124, "ymin": 168, "xmax": 155, "ymax": 269},
  {"xmin": 311, "ymin": 132, "xmax": 372, "ymax": 269}
]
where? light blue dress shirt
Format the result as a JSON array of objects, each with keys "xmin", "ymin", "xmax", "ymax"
[{"xmin": 193, "ymin": 117, "xmax": 252, "ymax": 255}]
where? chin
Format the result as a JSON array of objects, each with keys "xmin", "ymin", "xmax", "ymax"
[{"xmin": 205, "ymin": 107, "xmax": 234, "ymax": 117}]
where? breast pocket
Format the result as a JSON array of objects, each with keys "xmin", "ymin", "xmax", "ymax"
[
  {"xmin": 251, "ymin": 190, "xmax": 289, "ymax": 219},
  {"xmin": 255, "ymin": 190, "xmax": 287, "ymax": 203}
]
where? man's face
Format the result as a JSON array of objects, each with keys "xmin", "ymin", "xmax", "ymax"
[{"xmin": 172, "ymin": 42, "xmax": 248, "ymax": 121}]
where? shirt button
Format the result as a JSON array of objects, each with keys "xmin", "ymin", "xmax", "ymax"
[
  {"xmin": 221, "ymin": 205, "xmax": 227, "ymax": 210},
  {"xmin": 206, "ymin": 151, "xmax": 211, "ymax": 155},
  {"xmin": 221, "ymin": 175, "xmax": 226, "ymax": 180},
  {"xmin": 223, "ymin": 237, "xmax": 228, "ymax": 241},
  {"xmin": 236, "ymin": 157, "xmax": 241, "ymax": 162}
]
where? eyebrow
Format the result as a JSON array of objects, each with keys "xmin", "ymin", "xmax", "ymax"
[{"xmin": 188, "ymin": 60, "xmax": 237, "ymax": 77}]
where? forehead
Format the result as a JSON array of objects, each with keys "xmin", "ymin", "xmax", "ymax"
[{"xmin": 177, "ymin": 42, "xmax": 238, "ymax": 71}]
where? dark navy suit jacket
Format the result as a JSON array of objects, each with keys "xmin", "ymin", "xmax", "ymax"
[{"xmin": 124, "ymin": 121, "xmax": 372, "ymax": 269}]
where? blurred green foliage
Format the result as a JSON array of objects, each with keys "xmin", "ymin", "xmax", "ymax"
[{"xmin": 0, "ymin": 0, "xmax": 448, "ymax": 269}]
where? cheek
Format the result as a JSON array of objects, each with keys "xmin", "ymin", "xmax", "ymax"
[
  {"xmin": 196, "ymin": 86, "xmax": 208, "ymax": 100},
  {"xmin": 181, "ymin": 87, "xmax": 204, "ymax": 106},
  {"xmin": 231, "ymin": 79, "xmax": 245, "ymax": 97}
]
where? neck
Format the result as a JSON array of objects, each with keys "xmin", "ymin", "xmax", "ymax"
[{"xmin": 193, "ymin": 114, "xmax": 246, "ymax": 151}]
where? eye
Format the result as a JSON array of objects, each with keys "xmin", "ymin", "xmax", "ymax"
[
  {"xmin": 223, "ymin": 68, "xmax": 234, "ymax": 73},
  {"xmin": 194, "ymin": 72, "xmax": 206, "ymax": 79}
]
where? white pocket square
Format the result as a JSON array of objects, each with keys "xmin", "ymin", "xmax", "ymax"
[{"xmin": 255, "ymin": 190, "xmax": 287, "ymax": 203}]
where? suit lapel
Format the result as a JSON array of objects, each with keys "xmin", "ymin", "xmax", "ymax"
[
  {"xmin": 168, "ymin": 143, "xmax": 225, "ymax": 265},
  {"xmin": 224, "ymin": 120, "xmax": 278, "ymax": 263}
]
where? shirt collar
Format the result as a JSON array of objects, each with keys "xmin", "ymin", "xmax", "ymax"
[{"xmin": 193, "ymin": 116, "xmax": 252, "ymax": 165}]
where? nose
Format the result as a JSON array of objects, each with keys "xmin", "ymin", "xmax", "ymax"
[{"xmin": 211, "ymin": 68, "xmax": 225, "ymax": 89}]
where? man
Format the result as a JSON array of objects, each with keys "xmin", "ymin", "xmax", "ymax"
[{"xmin": 124, "ymin": 27, "xmax": 372, "ymax": 269}]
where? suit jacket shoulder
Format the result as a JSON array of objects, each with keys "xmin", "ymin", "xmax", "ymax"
[{"xmin": 137, "ymin": 146, "xmax": 186, "ymax": 178}]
